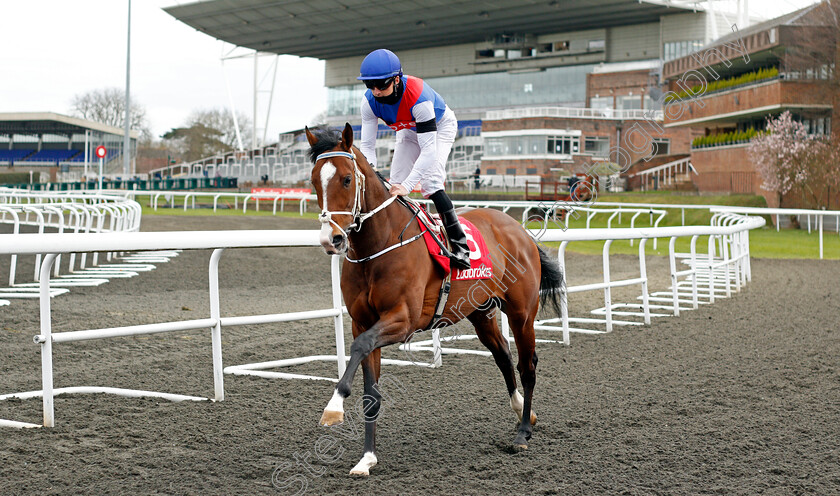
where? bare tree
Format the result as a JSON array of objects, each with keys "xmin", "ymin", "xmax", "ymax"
[
  {"xmin": 186, "ymin": 108, "xmax": 252, "ymax": 150},
  {"xmin": 161, "ymin": 108, "xmax": 252, "ymax": 163},
  {"xmin": 309, "ymin": 110, "xmax": 328, "ymax": 127},
  {"xmin": 70, "ymin": 87, "xmax": 152, "ymax": 142}
]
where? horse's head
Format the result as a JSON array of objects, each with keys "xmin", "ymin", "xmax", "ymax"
[{"xmin": 306, "ymin": 123, "xmax": 365, "ymax": 255}]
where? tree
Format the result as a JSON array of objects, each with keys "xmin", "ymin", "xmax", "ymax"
[
  {"xmin": 309, "ymin": 110, "xmax": 328, "ymax": 127},
  {"xmin": 186, "ymin": 108, "xmax": 252, "ymax": 150},
  {"xmin": 70, "ymin": 87, "xmax": 152, "ymax": 142},
  {"xmin": 749, "ymin": 111, "xmax": 840, "ymax": 209},
  {"xmin": 161, "ymin": 108, "xmax": 252, "ymax": 163}
]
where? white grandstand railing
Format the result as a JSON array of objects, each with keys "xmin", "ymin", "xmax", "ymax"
[
  {"xmin": 484, "ymin": 106, "xmax": 664, "ymax": 121},
  {"xmin": 629, "ymin": 157, "xmax": 697, "ymax": 191}
]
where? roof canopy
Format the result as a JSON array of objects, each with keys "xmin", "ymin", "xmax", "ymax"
[
  {"xmin": 0, "ymin": 112, "xmax": 138, "ymax": 138},
  {"xmin": 165, "ymin": 0, "xmax": 698, "ymax": 60}
]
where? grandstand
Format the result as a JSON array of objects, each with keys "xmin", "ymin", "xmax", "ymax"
[
  {"xmin": 162, "ymin": 1, "xmax": 767, "ymax": 188},
  {"xmin": 0, "ymin": 112, "xmax": 138, "ymax": 183}
]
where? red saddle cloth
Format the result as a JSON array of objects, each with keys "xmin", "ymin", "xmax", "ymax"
[{"xmin": 419, "ymin": 214, "xmax": 493, "ymax": 281}]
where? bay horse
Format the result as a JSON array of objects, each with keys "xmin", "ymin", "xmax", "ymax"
[{"xmin": 306, "ymin": 124, "xmax": 563, "ymax": 476}]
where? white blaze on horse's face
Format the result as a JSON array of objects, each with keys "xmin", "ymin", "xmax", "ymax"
[{"xmin": 319, "ymin": 162, "xmax": 338, "ymax": 253}]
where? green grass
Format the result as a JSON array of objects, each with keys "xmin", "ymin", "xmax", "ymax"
[
  {"xmin": 527, "ymin": 212, "xmax": 839, "ymax": 260},
  {"xmin": 141, "ymin": 204, "xmax": 320, "ymax": 220},
  {"xmin": 137, "ymin": 191, "xmax": 839, "ymax": 260}
]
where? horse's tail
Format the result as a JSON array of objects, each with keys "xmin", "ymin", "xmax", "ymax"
[{"xmin": 537, "ymin": 244, "xmax": 564, "ymax": 317}]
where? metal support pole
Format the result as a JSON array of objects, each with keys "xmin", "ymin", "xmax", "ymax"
[
  {"xmin": 39, "ymin": 254, "xmax": 58, "ymax": 427},
  {"xmin": 639, "ymin": 238, "xmax": 650, "ymax": 325},
  {"xmin": 123, "ymin": 0, "xmax": 132, "ymax": 176},
  {"xmin": 603, "ymin": 239, "xmax": 613, "ymax": 332},
  {"xmin": 558, "ymin": 241, "xmax": 570, "ymax": 346},
  {"xmin": 668, "ymin": 236, "xmax": 680, "ymax": 317},
  {"xmin": 330, "ymin": 255, "xmax": 347, "ymax": 377},
  {"xmin": 819, "ymin": 214, "xmax": 824, "ymax": 259},
  {"xmin": 209, "ymin": 248, "xmax": 225, "ymax": 401}
]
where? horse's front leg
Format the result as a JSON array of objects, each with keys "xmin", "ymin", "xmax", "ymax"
[
  {"xmin": 348, "ymin": 348, "xmax": 382, "ymax": 476},
  {"xmin": 319, "ymin": 317, "xmax": 406, "ymax": 427}
]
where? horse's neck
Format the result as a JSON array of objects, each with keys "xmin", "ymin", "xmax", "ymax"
[{"xmin": 348, "ymin": 164, "xmax": 415, "ymax": 256}]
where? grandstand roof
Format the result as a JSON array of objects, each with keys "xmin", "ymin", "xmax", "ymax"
[
  {"xmin": 165, "ymin": 0, "xmax": 700, "ymax": 60},
  {"xmin": 0, "ymin": 112, "xmax": 138, "ymax": 138}
]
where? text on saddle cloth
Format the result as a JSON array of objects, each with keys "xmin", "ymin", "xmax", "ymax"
[{"xmin": 418, "ymin": 215, "xmax": 493, "ymax": 281}]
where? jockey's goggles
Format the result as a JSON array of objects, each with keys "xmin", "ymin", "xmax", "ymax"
[{"xmin": 363, "ymin": 76, "xmax": 395, "ymax": 91}]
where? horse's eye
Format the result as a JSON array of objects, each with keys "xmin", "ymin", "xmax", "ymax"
[{"xmin": 343, "ymin": 175, "xmax": 352, "ymax": 188}]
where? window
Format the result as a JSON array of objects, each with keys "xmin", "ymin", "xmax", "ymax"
[
  {"xmin": 539, "ymin": 43, "xmax": 553, "ymax": 53},
  {"xmin": 663, "ymin": 40, "xmax": 703, "ymax": 61},
  {"xmin": 554, "ymin": 41, "xmax": 569, "ymax": 51},
  {"xmin": 476, "ymin": 49, "xmax": 495, "ymax": 59},
  {"xmin": 590, "ymin": 96, "xmax": 613, "ymax": 109},
  {"xmin": 506, "ymin": 168, "xmax": 517, "ymax": 175},
  {"xmin": 616, "ymin": 95, "xmax": 641, "ymax": 110},
  {"xmin": 588, "ymin": 39, "xmax": 605, "ymax": 51},
  {"xmin": 524, "ymin": 83, "xmax": 533, "ymax": 93},
  {"xmin": 526, "ymin": 167, "xmax": 538, "ymax": 174},
  {"xmin": 547, "ymin": 136, "xmax": 579, "ymax": 155},
  {"xmin": 585, "ymin": 137, "xmax": 610, "ymax": 157},
  {"xmin": 486, "ymin": 168, "xmax": 497, "ymax": 174},
  {"xmin": 652, "ymin": 138, "xmax": 670, "ymax": 155},
  {"xmin": 485, "ymin": 138, "xmax": 506, "ymax": 156}
]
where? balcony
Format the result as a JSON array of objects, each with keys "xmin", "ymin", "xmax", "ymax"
[
  {"xmin": 485, "ymin": 106, "xmax": 663, "ymax": 121},
  {"xmin": 664, "ymin": 79, "xmax": 833, "ymax": 127}
]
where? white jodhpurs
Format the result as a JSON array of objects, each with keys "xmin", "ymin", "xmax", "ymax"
[{"xmin": 389, "ymin": 108, "xmax": 457, "ymax": 198}]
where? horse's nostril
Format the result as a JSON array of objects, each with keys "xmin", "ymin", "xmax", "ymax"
[{"xmin": 333, "ymin": 235, "xmax": 344, "ymax": 246}]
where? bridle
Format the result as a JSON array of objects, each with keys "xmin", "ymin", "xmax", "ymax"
[{"xmin": 315, "ymin": 150, "xmax": 398, "ymax": 239}]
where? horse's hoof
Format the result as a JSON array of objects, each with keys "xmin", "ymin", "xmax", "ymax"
[
  {"xmin": 319, "ymin": 409, "xmax": 344, "ymax": 426},
  {"xmin": 349, "ymin": 452, "xmax": 377, "ymax": 476},
  {"xmin": 512, "ymin": 432, "xmax": 531, "ymax": 451}
]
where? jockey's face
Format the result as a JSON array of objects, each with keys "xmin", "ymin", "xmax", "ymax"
[{"xmin": 370, "ymin": 76, "xmax": 398, "ymax": 98}]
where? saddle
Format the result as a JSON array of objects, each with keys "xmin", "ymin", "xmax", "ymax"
[{"xmin": 404, "ymin": 199, "xmax": 493, "ymax": 281}]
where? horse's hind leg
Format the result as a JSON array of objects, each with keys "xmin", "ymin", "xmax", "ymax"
[
  {"xmin": 467, "ymin": 309, "xmax": 537, "ymax": 427},
  {"xmin": 506, "ymin": 307, "xmax": 538, "ymax": 451}
]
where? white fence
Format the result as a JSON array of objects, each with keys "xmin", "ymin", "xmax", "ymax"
[
  {"xmin": 0, "ymin": 229, "xmax": 432, "ymax": 429},
  {"xmin": 0, "ymin": 208, "xmax": 768, "ymax": 429},
  {"xmin": 0, "ymin": 190, "xmax": 147, "ymax": 302}
]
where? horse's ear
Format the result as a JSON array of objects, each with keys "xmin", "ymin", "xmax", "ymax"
[
  {"xmin": 341, "ymin": 122, "xmax": 353, "ymax": 151},
  {"xmin": 304, "ymin": 126, "xmax": 318, "ymax": 147}
]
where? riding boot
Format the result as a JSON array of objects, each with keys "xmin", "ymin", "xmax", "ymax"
[{"xmin": 429, "ymin": 190, "xmax": 472, "ymax": 270}]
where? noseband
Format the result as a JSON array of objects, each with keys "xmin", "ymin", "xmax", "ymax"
[{"xmin": 315, "ymin": 150, "xmax": 398, "ymax": 239}]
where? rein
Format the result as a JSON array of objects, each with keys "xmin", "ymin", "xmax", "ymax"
[{"xmin": 315, "ymin": 150, "xmax": 419, "ymax": 263}]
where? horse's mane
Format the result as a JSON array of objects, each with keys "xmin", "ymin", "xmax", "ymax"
[
  {"xmin": 307, "ymin": 128, "xmax": 341, "ymax": 164},
  {"xmin": 306, "ymin": 126, "xmax": 392, "ymax": 198}
]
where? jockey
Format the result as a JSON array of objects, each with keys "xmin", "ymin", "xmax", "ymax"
[{"xmin": 357, "ymin": 48, "xmax": 471, "ymax": 270}]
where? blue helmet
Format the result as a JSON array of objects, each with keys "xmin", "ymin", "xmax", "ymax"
[{"xmin": 357, "ymin": 49, "xmax": 402, "ymax": 80}]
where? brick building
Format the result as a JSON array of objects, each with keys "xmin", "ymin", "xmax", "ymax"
[
  {"xmin": 479, "ymin": 63, "xmax": 696, "ymax": 179},
  {"xmin": 662, "ymin": 2, "xmax": 837, "ymax": 206},
  {"xmin": 167, "ymin": 0, "xmax": 747, "ymax": 186}
]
